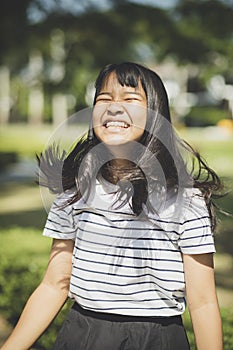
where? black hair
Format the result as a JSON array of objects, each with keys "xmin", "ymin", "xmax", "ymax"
[{"xmin": 38, "ymin": 62, "xmax": 223, "ymax": 231}]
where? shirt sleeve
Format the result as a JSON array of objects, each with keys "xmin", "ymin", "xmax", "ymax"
[
  {"xmin": 178, "ymin": 190, "xmax": 216, "ymax": 254},
  {"xmin": 43, "ymin": 191, "xmax": 76, "ymax": 240}
]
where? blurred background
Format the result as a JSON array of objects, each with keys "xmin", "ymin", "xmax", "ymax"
[{"xmin": 0, "ymin": 0, "xmax": 232, "ymax": 348}]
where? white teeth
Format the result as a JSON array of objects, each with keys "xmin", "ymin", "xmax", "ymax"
[{"xmin": 105, "ymin": 121, "xmax": 129, "ymax": 128}]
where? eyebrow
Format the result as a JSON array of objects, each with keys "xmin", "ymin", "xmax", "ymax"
[{"xmin": 97, "ymin": 91, "xmax": 145, "ymax": 98}]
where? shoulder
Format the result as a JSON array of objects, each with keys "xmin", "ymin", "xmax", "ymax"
[
  {"xmin": 54, "ymin": 188, "xmax": 76, "ymax": 204},
  {"xmin": 149, "ymin": 187, "xmax": 207, "ymax": 220},
  {"xmin": 147, "ymin": 187, "xmax": 209, "ymax": 231},
  {"xmin": 181, "ymin": 187, "xmax": 209, "ymax": 223}
]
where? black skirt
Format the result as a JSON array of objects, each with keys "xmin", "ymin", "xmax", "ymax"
[{"xmin": 52, "ymin": 303, "xmax": 190, "ymax": 350}]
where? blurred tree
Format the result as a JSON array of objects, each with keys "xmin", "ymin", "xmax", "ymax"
[
  {"xmin": 0, "ymin": 0, "xmax": 232, "ymax": 116},
  {"xmin": 172, "ymin": 0, "xmax": 233, "ymax": 80},
  {"xmin": 0, "ymin": 0, "xmax": 32, "ymax": 72},
  {"xmin": 109, "ymin": 0, "xmax": 176, "ymax": 62}
]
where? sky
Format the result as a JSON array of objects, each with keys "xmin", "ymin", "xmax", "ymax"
[
  {"xmin": 130, "ymin": 0, "xmax": 177, "ymax": 8},
  {"xmin": 28, "ymin": 0, "xmax": 178, "ymax": 23}
]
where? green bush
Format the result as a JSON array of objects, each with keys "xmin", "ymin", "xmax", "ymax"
[
  {"xmin": 0, "ymin": 257, "xmax": 43, "ymax": 324},
  {"xmin": 0, "ymin": 152, "xmax": 18, "ymax": 170},
  {"xmin": 0, "ymin": 228, "xmax": 66, "ymax": 349},
  {"xmin": 0, "ymin": 255, "xmax": 72, "ymax": 349},
  {"xmin": 222, "ymin": 309, "xmax": 233, "ymax": 350},
  {"xmin": 184, "ymin": 107, "xmax": 230, "ymax": 127}
]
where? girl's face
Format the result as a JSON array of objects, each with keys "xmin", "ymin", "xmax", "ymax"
[{"xmin": 93, "ymin": 72, "xmax": 147, "ymax": 145}]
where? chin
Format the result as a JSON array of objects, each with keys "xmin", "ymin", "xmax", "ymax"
[{"xmin": 103, "ymin": 139, "xmax": 129, "ymax": 146}]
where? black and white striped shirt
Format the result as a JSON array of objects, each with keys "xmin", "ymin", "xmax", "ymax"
[{"xmin": 43, "ymin": 179, "xmax": 215, "ymax": 317}]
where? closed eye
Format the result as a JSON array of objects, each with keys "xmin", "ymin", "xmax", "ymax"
[
  {"xmin": 123, "ymin": 92, "xmax": 145, "ymax": 102},
  {"xmin": 124, "ymin": 97, "xmax": 141, "ymax": 102},
  {"xmin": 96, "ymin": 97, "xmax": 112, "ymax": 103}
]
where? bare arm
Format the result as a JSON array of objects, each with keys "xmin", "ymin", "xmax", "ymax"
[
  {"xmin": 183, "ymin": 253, "xmax": 223, "ymax": 350},
  {"xmin": 1, "ymin": 238, "xmax": 74, "ymax": 350}
]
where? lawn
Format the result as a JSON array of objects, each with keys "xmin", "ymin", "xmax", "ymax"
[
  {"xmin": 179, "ymin": 126, "xmax": 233, "ymax": 178},
  {"xmin": 0, "ymin": 123, "xmax": 87, "ymax": 157}
]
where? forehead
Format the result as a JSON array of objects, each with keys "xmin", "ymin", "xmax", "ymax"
[{"xmin": 100, "ymin": 72, "xmax": 143, "ymax": 92}]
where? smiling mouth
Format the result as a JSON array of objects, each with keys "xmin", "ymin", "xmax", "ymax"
[{"xmin": 103, "ymin": 120, "xmax": 130, "ymax": 128}]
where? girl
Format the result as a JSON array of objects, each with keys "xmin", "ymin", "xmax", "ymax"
[{"xmin": 1, "ymin": 62, "xmax": 223, "ymax": 350}]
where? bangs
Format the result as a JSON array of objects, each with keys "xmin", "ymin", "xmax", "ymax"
[
  {"xmin": 94, "ymin": 63, "xmax": 143, "ymax": 100},
  {"xmin": 113, "ymin": 63, "xmax": 141, "ymax": 88}
]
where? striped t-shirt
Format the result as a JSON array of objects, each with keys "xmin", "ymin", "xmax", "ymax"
[{"xmin": 43, "ymin": 178, "xmax": 215, "ymax": 317}]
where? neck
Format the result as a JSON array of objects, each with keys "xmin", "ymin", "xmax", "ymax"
[
  {"xmin": 105, "ymin": 141, "xmax": 138, "ymax": 160},
  {"xmin": 101, "ymin": 159, "xmax": 135, "ymax": 185},
  {"xmin": 110, "ymin": 158, "xmax": 132, "ymax": 169}
]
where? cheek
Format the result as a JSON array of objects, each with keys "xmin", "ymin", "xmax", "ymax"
[
  {"xmin": 92, "ymin": 122, "xmax": 102, "ymax": 142},
  {"xmin": 126, "ymin": 104, "xmax": 147, "ymax": 128},
  {"xmin": 134, "ymin": 125, "xmax": 146, "ymax": 141},
  {"xmin": 92, "ymin": 105, "xmax": 105, "ymax": 128}
]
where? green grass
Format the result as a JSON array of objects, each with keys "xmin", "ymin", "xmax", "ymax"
[
  {"xmin": 179, "ymin": 127, "xmax": 233, "ymax": 177},
  {"xmin": 0, "ymin": 124, "xmax": 87, "ymax": 158},
  {"xmin": 0, "ymin": 227, "xmax": 51, "ymax": 265},
  {"xmin": 0, "ymin": 125, "xmax": 52, "ymax": 157}
]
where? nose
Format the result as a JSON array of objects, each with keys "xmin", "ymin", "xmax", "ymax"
[{"xmin": 107, "ymin": 102, "xmax": 124, "ymax": 116}]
